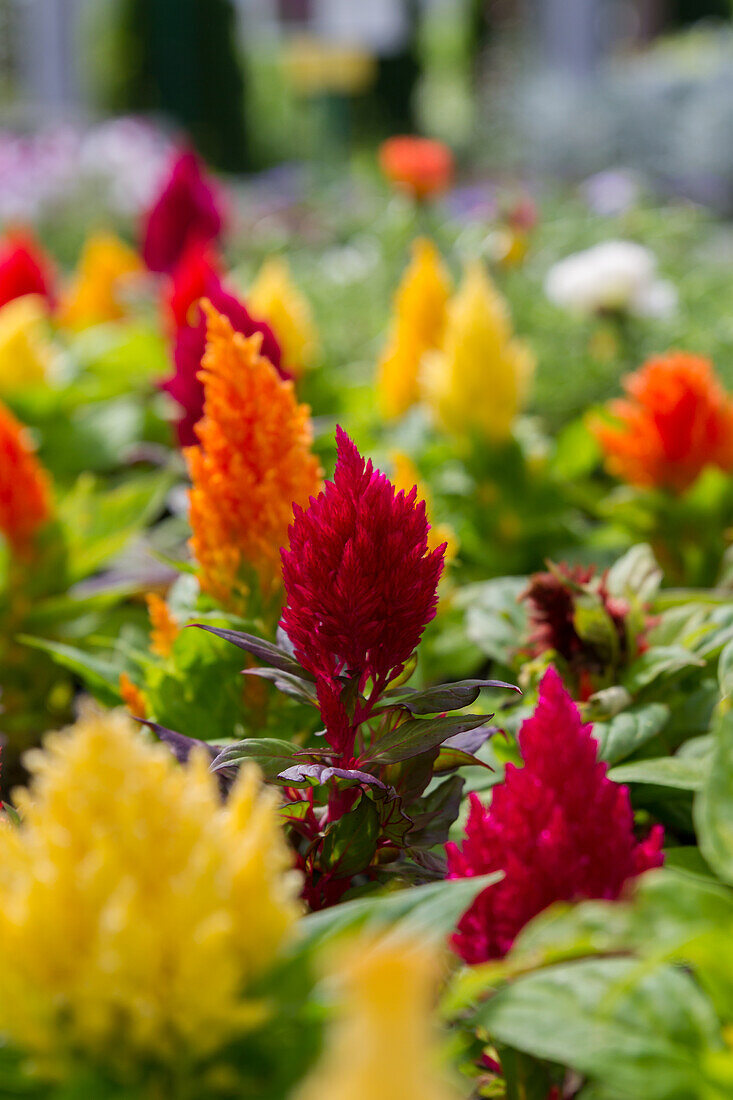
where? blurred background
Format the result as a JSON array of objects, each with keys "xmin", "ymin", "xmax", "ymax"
[{"xmin": 2, "ymin": 0, "xmax": 733, "ymax": 214}]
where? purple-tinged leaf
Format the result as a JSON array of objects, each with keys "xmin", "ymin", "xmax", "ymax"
[
  {"xmin": 442, "ymin": 725, "xmax": 498, "ymax": 754},
  {"xmin": 241, "ymin": 666, "xmax": 318, "ymax": 704},
  {"xmin": 362, "ymin": 713, "xmax": 494, "ymax": 766},
  {"xmin": 384, "ymin": 679, "xmax": 519, "ymax": 715},
  {"xmin": 138, "ymin": 718, "xmax": 220, "ymax": 764},
  {"xmin": 434, "ymin": 746, "xmax": 494, "ymax": 773},
  {"xmin": 210, "ymin": 738, "xmax": 298, "ymax": 778},
  {"xmin": 408, "ymin": 775, "xmax": 464, "ymax": 847},
  {"xmin": 277, "ymin": 763, "xmax": 388, "ymax": 790},
  {"xmin": 190, "ymin": 624, "xmax": 315, "ymax": 681}
]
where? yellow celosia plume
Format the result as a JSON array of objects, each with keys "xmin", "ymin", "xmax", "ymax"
[
  {"xmin": 248, "ymin": 256, "xmax": 319, "ymax": 377},
  {"xmin": 0, "ymin": 294, "xmax": 55, "ymax": 393},
  {"xmin": 296, "ymin": 933, "xmax": 459, "ymax": 1100},
  {"xmin": 390, "ymin": 450, "xmax": 458, "ymax": 564},
  {"xmin": 421, "ymin": 260, "xmax": 534, "ymax": 443},
  {"xmin": 0, "ymin": 706, "xmax": 300, "ymax": 1070},
  {"xmin": 57, "ymin": 232, "xmax": 141, "ymax": 330},
  {"xmin": 377, "ymin": 238, "xmax": 452, "ymax": 420}
]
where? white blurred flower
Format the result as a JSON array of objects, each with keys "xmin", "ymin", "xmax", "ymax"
[{"xmin": 544, "ymin": 240, "xmax": 677, "ymax": 319}]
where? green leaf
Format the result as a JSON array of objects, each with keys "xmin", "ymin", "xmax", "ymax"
[
  {"xmin": 609, "ymin": 756, "xmax": 709, "ymax": 791},
  {"xmin": 593, "ymin": 703, "xmax": 669, "ymax": 765},
  {"xmin": 462, "ymin": 576, "xmax": 528, "ymax": 665},
  {"xmin": 695, "ymin": 709, "xmax": 733, "ymax": 885},
  {"xmin": 385, "ymin": 678, "xmax": 518, "ymax": 715},
  {"xmin": 363, "ymin": 713, "xmax": 492, "ymax": 765},
  {"xmin": 210, "ymin": 739, "xmax": 298, "ymax": 779},
  {"xmin": 17, "ymin": 636, "xmax": 123, "ymax": 706},
  {"xmin": 297, "ymin": 873, "xmax": 502, "ymax": 950},
  {"xmin": 477, "ymin": 958, "xmax": 719, "ymax": 1099},
  {"xmin": 605, "ymin": 543, "xmax": 663, "ymax": 602},
  {"xmin": 498, "ymin": 1045, "xmax": 554, "ymax": 1100},
  {"xmin": 573, "ymin": 598, "xmax": 620, "ymax": 663},
  {"xmin": 719, "ymin": 639, "xmax": 733, "ymax": 700},
  {"xmin": 622, "ymin": 646, "xmax": 705, "ymax": 695},
  {"xmin": 320, "ymin": 794, "xmax": 380, "ymax": 876}
]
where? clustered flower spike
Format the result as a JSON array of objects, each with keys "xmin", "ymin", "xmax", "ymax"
[
  {"xmin": 447, "ymin": 666, "xmax": 664, "ymax": 963},
  {"xmin": 248, "ymin": 255, "xmax": 319, "ymax": 378},
  {"xmin": 141, "ymin": 150, "xmax": 224, "ymax": 274},
  {"xmin": 377, "ymin": 238, "xmax": 452, "ymax": 420},
  {"xmin": 0, "ymin": 706, "xmax": 300, "ymax": 1069},
  {"xmin": 0, "ymin": 231, "xmax": 55, "ymax": 310},
  {"xmin": 379, "ymin": 135, "xmax": 454, "ymax": 201},
  {"xmin": 162, "ymin": 244, "xmax": 283, "ymax": 446},
  {"xmin": 0, "ymin": 294, "xmax": 55, "ymax": 395},
  {"xmin": 58, "ymin": 231, "xmax": 142, "ymax": 330},
  {"xmin": 187, "ymin": 304, "xmax": 321, "ymax": 614},
  {"xmin": 593, "ymin": 352, "xmax": 733, "ymax": 493},
  {"xmin": 421, "ymin": 260, "xmax": 534, "ymax": 443},
  {"xmin": 0, "ymin": 401, "xmax": 52, "ymax": 553},
  {"xmin": 280, "ymin": 426, "xmax": 446, "ymax": 691},
  {"xmin": 296, "ymin": 933, "xmax": 459, "ymax": 1100}
]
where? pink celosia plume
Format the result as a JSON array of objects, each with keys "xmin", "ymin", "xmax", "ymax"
[
  {"xmin": 141, "ymin": 150, "xmax": 224, "ymax": 274},
  {"xmin": 447, "ymin": 666, "xmax": 664, "ymax": 963}
]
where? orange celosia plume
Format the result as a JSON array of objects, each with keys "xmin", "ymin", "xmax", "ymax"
[
  {"xmin": 187, "ymin": 303, "xmax": 322, "ymax": 614},
  {"xmin": 378, "ymin": 136, "xmax": 454, "ymax": 201},
  {"xmin": 0, "ymin": 401, "xmax": 51, "ymax": 552},
  {"xmin": 119, "ymin": 672, "xmax": 147, "ymax": 718},
  {"xmin": 593, "ymin": 352, "xmax": 733, "ymax": 493},
  {"xmin": 146, "ymin": 593, "xmax": 180, "ymax": 657}
]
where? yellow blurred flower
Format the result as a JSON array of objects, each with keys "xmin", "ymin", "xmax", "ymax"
[
  {"xmin": 377, "ymin": 238, "xmax": 452, "ymax": 420},
  {"xmin": 296, "ymin": 933, "xmax": 458, "ymax": 1100},
  {"xmin": 58, "ymin": 232, "xmax": 141, "ymax": 330},
  {"xmin": 248, "ymin": 256, "xmax": 319, "ymax": 377},
  {"xmin": 284, "ymin": 35, "xmax": 375, "ymax": 96},
  {"xmin": 421, "ymin": 260, "xmax": 534, "ymax": 443},
  {"xmin": 390, "ymin": 450, "xmax": 458, "ymax": 564},
  {"xmin": 0, "ymin": 294, "xmax": 55, "ymax": 393},
  {"xmin": 0, "ymin": 706, "xmax": 300, "ymax": 1072}
]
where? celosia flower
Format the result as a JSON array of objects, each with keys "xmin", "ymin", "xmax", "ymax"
[
  {"xmin": 296, "ymin": 933, "xmax": 458, "ymax": 1100},
  {"xmin": 164, "ymin": 238, "xmax": 220, "ymax": 331},
  {"xmin": 141, "ymin": 150, "xmax": 224, "ymax": 274},
  {"xmin": 187, "ymin": 304, "xmax": 321, "ymax": 614},
  {"xmin": 422, "ymin": 261, "xmax": 534, "ymax": 442},
  {"xmin": 281, "ymin": 427, "xmax": 445, "ymax": 695},
  {"xmin": 0, "ymin": 400, "xmax": 51, "ymax": 552},
  {"xmin": 163, "ymin": 262, "xmax": 283, "ymax": 446},
  {"xmin": 379, "ymin": 136, "xmax": 454, "ymax": 201},
  {"xmin": 521, "ymin": 562, "xmax": 648, "ymax": 699},
  {"xmin": 593, "ymin": 352, "xmax": 733, "ymax": 493},
  {"xmin": 377, "ymin": 238, "xmax": 452, "ymax": 419},
  {"xmin": 0, "ymin": 294, "xmax": 55, "ymax": 393},
  {"xmin": 391, "ymin": 450, "xmax": 458, "ymax": 564},
  {"xmin": 0, "ymin": 231, "xmax": 54, "ymax": 309},
  {"xmin": 57, "ymin": 231, "xmax": 141, "ymax": 329},
  {"xmin": 119, "ymin": 671, "xmax": 147, "ymax": 717},
  {"xmin": 545, "ymin": 241, "xmax": 676, "ymax": 319},
  {"xmin": 248, "ymin": 255, "xmax": 319, "ymax": 377},
  {"xmin": 0, "ymin": 705, "xmax": 299, "ymax": 1069},
  {"xmin": 447, "ymin": 667, "xmax": 664, "ymax": 963},
  {"xmin": 146, "ymin": 592, "xmax": 180, "ymax": 657}
]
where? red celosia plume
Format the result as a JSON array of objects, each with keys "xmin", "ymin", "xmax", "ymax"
[
  {"xmin": 161, "ymin": 251, "xmax": 283, "ymax": 446},
  {"xmin": 447, "ymin": 666, "xmax": 663, "ymax": 963},
  {"xmin": 593, "ymin": 352, "xmax": 733, "ymax": 492},
  {"xmin": 141, "ymin": 150, "xmax": 224, "ymax": 274},
  {"xmin": 280, "ymin": 427, "xmax": 446, "ymax": 696},
  {"xmin": 0, "ymin": 231, "xmax": 55, "ymax": 309},
  {"xmin": 0, "ymin": 401, "xmax": 52, "ymax": 553}
]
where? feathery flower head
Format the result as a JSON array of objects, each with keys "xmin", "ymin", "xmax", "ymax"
[
  {"xmin": 248, "ymin": 256, "xmax": 319, "ymax": 377},
  {"xmin": 377, "ymin": 238, "xmax": 452, "ymax": 419},
  {"xmin": 163, "ymin": 265, "xmax": 283, "ymax": 447},
  {"xmin": 0, "ymin": 400, "xmax": 52, "ymax": 553},
  {"xmin": 0, "ymin": 294, "xmax": 55, "ymax": 393},
  {"xmin": 391, "ymin": 450, "xmax": 458, "ymax": 564},
  {"xmin": 296, "ymin": 933, "xmax": 458, "ymax": 1100},
  {"xmin": 0, "ymin": 706, "xmax": 299, "ymax": 1069},
  {"xmin": 187, "ymin": 304, "xmax": 321, "ymax": 614},
  {"xmin": 593, "ymin": 352, "xmax": 733, "ymax": 493},
  {"xmin": 57, "ymin": 231, "xmax": 142, "ymax": 330},
  {"xmin": 165, "ymin": 237, "xmax": 220, "ymax": 330},
  {"xmin": 146, "ymin": 592, "xmax": 180, "ymax": 657},
  {"xmin": 447, "ymin": 666, "xmax": 664, "ymax": 963},
  {"xmin": 119, "ymin": 671, "xmax": 147, "ymax": 717},
  {"xmin": 422, "ymin": 261, "xmax": 534, "ymax": 442},
  {"xmin": 280, "ymin": 427, "xmax": 445, "ymax": 689},
  {"xmin": 379, "ymin": 136, "xmax": 454, "ymax": 201},
  {"xmin": 0, "ymin": 231, "xmax": 55, "ymax": 309},
  {"xmin": 141, "ymin": 150, "xmax": 224, "ymax": 274}
]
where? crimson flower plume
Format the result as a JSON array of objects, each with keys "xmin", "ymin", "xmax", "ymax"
[{"xmin": 141, "ymin": 150, "xmax": 224, "ymax": 274}]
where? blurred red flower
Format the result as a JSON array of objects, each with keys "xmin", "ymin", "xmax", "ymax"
[
  {"xmin": 447, "ymin": 666, "xmax": 663, "ymax": 963},
  {"xmin": 594, "ymin": 352, "xmax": 733, "ymax": 492},
  {"xmin": 378, "ymin": 136, "xmax": 454, "ymax": 201},
  {"xmin": 0, "ymin": 231, "xmax": 55, "ymax": 309},
  {"xmin": 141, "ymin": 150, "xmax": 224, "ymax": 274},
  {"xmin": 0, "ymin": 400, "xmax": 52, "ymax": 554}
]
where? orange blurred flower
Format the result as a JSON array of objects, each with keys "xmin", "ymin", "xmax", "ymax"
[
  {"xmin": 593, "ymin": 352, "xmax": 733, "ymax": 492},
  {"xmin": 0, "ymin": 401, "xmax": 51, "ymax": 553},
  {"xmin": 378, "ymin": 136, "xmax": 454, "ymax": 201},
  {"xmin": 119, "ymin": 672, "xmax": 147, "ymax": 718},
  {"xmin": 146, "ymin": 593, "xmax": 180, "ymax": 658},
  {"xmin": 187, "ymin": 303, "xmax": 322, "ymax": 615}
]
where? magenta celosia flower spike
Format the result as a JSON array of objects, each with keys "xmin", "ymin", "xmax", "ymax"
[
  {"xmin": 447, "ymin": 665, "xmax": 664, "ymax": 963},
  {"xmin": 281, "ymin": 427, "xmax": 446, "ymax": 697},
  {"xmin": 141, "ymin": 150, "xmax": 224, "ymax": 274}
]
